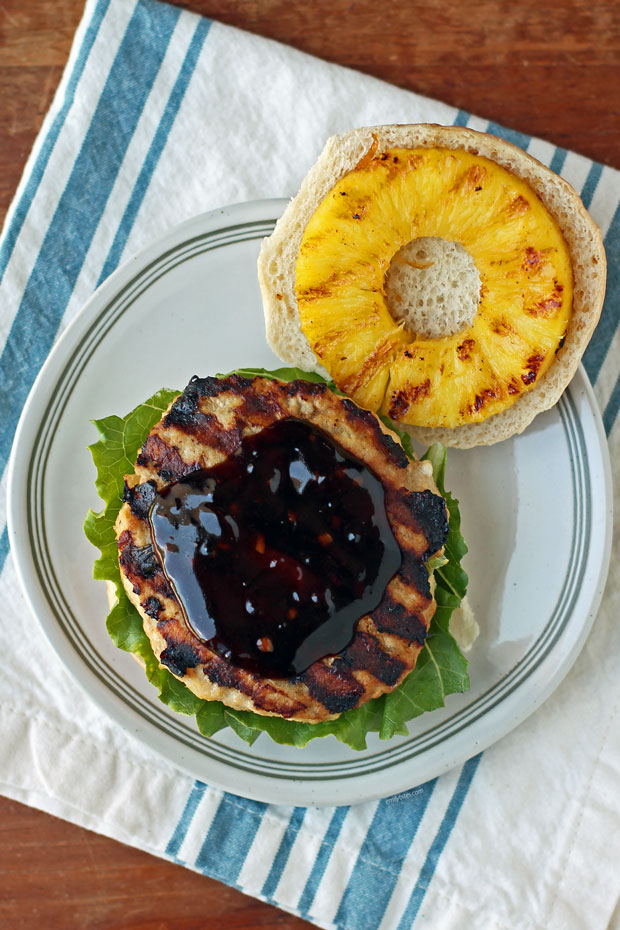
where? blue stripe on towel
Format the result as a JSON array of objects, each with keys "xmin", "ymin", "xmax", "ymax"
[
  {"xmin": 603, "ymin": 375, "xmax": 620, "ymax": 436},
  {"xmin": 549, "ymin": 146, "xmax": 568, "ymax": 177},
  {"xmin": 453, "ymin": 110, "xmax": 470, "ymax": 127},
  {"xmin": 397, "ymin": 754, "xmax": 482, "ymax": 929},
  {"xmin": 579, "ymin": 161, "xmax": 603, "ymax": 210},
  {"xmin": 165, "ymin": 780, "xmax": 207, "ymax": 861},
  {"xmin": 0, "ymin": 0, "xmax": 112, "ymax": 285},
  {"xmin": 485, "ymin": 120, "xmax": 532, "ymax": 152},
  {"xmin": 261, "ymin": 807, "xmax": 307, "ymax": 899},
  {"xmin": 96, "ymin": 14, "xmax": 211, "ymax": 285},
  {"xmin": 194, "ymin": 793, "xmax": 268, "ymax": 881},
  {"xmin": 0, "ymin": 527, "xmax": 8, "ymax": 576},
  {"xmin": 0, "ymin": 0, "xmax": 181, "ymax": 569},
  {"xmin": 298, "ymin": 806, "xmax": 349, "ymax": 916},
  {"xmin": 333, "ymin": 780, "xmax": 437, "ymax": 930},
  {"xmin": 582, "ymin": 198, "xmax": 620, "ymax": 386}
]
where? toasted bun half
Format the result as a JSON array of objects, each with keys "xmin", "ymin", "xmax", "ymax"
[{"xmin": 258, "ymin": 124, "xmax": 606, "ymax": 447}]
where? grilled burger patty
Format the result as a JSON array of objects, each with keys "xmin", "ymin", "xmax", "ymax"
[{"xmin": 115, "ymin": 375, "xmax": 449, "ymax": 723}]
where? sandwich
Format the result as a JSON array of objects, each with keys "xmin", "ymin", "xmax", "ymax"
[{"xmin": 88, "ymin": 122, "xmax": 605, "ymax": 748}]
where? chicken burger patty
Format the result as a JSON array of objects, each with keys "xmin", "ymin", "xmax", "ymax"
[{"xmin": 115, "ymin": 375, "xmax": 449, "ymax": 723}]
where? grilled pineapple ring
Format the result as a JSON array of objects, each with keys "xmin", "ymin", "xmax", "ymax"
[
  {"xmin": 296, "ymin": 146, "xmax": 573, "ymax": 427},
  {"xmin": 258, "ymin": 125, "xmax": 606, "ymax": 447}
]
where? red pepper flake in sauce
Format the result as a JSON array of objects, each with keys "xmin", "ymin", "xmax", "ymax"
[{"xmin": 257, "ymin": 636, "xmax": 274, "ymax": 653}]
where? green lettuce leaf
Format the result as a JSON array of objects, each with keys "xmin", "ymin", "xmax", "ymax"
[
  {"xmin": 84, "ymin": 372, "xmax": 470, "ymax": 750},
  {"xmin": 222, "ymin": 365, "xmax": 333, "ymax": 384}
]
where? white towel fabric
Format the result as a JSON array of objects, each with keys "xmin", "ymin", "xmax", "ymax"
[{"xmin": 1, "ymin": 1, "xmax": 620, "ymax": 928}]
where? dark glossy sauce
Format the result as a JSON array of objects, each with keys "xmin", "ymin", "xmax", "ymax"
[{"xmin": 148, "ymin": 418, "xmax": 402, "ymax": 677}]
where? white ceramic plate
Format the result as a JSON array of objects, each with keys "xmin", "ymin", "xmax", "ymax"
[{"xmin": 8, "ymin": 200, "xmax": 613, "ymax": 807}]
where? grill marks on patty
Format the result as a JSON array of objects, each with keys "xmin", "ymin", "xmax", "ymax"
[
  {"xmin": 340, "ymin": 397, "xmax": 410, "ymax": 469},
  {"xmin": 115, "ymin": 375, "xmax": 448, "ymax": 723},
  {"xmin": 123, "ymin": 479, "xmax": 157, "ymax": 519},
  {"xmin": 372, "ymin": 595, "xmax": 429, "ymax": 645},
  {"xmin": 300, "ymin": 627, "xmax": 411, "ymax": 715},
  {"xmin": 137, "ymin": 434, "xmax": 199, "ymax": 483}
]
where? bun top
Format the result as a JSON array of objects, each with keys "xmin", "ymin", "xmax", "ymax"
[{"xmin": 258, "ymin": 124, "xmax": 606, "ymax": 448}]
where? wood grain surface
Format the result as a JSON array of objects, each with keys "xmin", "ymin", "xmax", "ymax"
[{"xmin": 1, "ymin": 0, "xmax": 619, "ymax": 928}]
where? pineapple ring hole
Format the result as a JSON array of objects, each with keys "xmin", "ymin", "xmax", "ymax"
[{"xmin": 385, "ymin": 237, "xmax": 481, "ymax": 340}]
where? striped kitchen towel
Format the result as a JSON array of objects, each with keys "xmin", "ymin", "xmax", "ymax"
[{"xmin": 2, "ymin": 1, "xmax": 620, "ymax": 929}]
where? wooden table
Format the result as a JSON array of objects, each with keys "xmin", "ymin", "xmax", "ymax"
[{"xmin": 1, "ymin": 1, "xmax": 618, "ymax": 927}]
